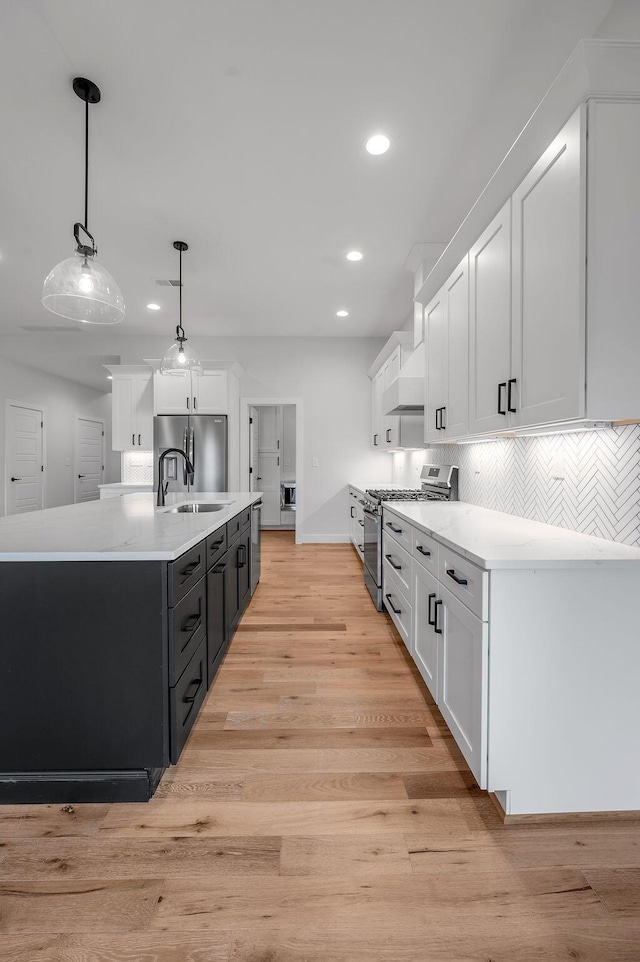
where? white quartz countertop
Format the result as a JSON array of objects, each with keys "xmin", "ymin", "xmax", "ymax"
[
  {"xmin": 384, "ymin": 501, "xmax": 640, "ymax": 569},
  {"xmin": 98, "ymin": 482, "xmax": 154, "ymax": 489},
  {"xmin": 0, "ymin": 492, "xmax": 262, "ymax": 562}
]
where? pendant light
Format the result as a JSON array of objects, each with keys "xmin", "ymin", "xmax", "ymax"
[
  {"xmin": 42, "ymin": 77, "xmax": 125, "ymax": 325},
  {"xmin": 160, "ymin": 241, "xmax": 202, "ymax": 376}
]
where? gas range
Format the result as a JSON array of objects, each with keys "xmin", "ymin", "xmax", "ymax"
[{"xmin": 362, "ymin": 465, "xmax": 458, "ymax": 610}]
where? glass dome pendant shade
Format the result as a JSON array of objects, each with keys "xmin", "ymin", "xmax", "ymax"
[
  {"xmin": 160, "ymin": 241, "xmax": 202, "ymax": 376},
  {"xmin": 42, "ymin": 78, "xmax": 125, "ymax": 325}
]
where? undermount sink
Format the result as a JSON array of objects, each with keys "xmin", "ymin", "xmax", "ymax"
[{"xmin": 167, "ymin": 502, "xmax": 228, "ymax": 514}]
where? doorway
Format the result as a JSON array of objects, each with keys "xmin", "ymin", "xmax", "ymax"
[
  {"xmin": 4, "ymin": 401, "xmax": 44, "ymax": 515},
  {"xmin": 241, "ymin": 397, "xmax": 303, "ymax": 544},
  {"xmin": 74, "ymin": 416, "xmax": 105, "ymax": 503}
]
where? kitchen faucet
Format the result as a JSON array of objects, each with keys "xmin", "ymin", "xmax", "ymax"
[{"xmin": 157, "ymin": 448, "xmax": 195, "ymax": 507}]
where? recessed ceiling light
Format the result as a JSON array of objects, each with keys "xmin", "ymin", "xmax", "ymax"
[
  {"xmin": 147, "ymin": 302, "xmax": 161, "ymax": 310},
  {"xmin": 365, "ymin": 133, "xmax": 391, "ymax": 155},
  {"xmin": 346, "ymin": 250, "xmax": 363, "ymax": 262},
  {"xmin": 106, "ymin": 375, "xmax": 112, "ymax": 380},
  {"xmin": 336, "ymin": 310, "xmax": 349, "ymax": 317}
]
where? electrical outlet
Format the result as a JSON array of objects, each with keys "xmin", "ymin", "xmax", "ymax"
[
  {"xmin": 285, "ymin": 458, "xmax": 290, "ymax": 466},
  {"xmin": 312, "ymin": 457, "xmax": 319, "ymax": 467}
]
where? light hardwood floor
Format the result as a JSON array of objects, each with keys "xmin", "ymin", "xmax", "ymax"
[{"xmin": 1, "ymin": 531, "xmax": 640, "ymax": 960}]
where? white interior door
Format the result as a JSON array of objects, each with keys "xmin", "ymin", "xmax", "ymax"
[
  {"xmin": 249, "ymin": 406, "xmax": 260, "ymax": 491},
  {"xmin": 257, "ymin": 452, "xmax": 281, "ymax": 524},
  {"xmin": 75, "ymin": 417, "xmax": 104, "ymax": 503},
  {"xmin": 6, "ymin": 403, "xmax": 44, "ymax": 515}
]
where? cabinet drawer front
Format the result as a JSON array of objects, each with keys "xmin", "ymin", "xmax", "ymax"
[
  {"xmin": 412, "ymin": 530, "xmax": 439, "ymax": 575},
  {"xmin": 207, "ymin": 557, "xmax": 228, "ymax": 688},
  {"xmin": 206, "ymin": 527, "xmax": 227, "ymax": 569},
  {"xmin": 382, "ymin": 531, "xmax": 412, "ymax": 597},
  {"xmin": 382, "ymin": 566, "xmax": 412, "ymax": 652},
  {"xmin": 169, "ymin": 578, "xmax": 207, "ymax": 685},
  {"xmin": 227, "ymin": 508, "xmax": 251, "ymax": 546},
  {"xmin": 169, "ymin": 540, "xmax": 206, "ymax": 606},
  {"xmin": 170, "ymin": 638, "xmax": 207, "ymax": 764},
  {"xmin": 438, "ymin": 546, "xmax": 487, "ymax": 620},
  {"xmin": 382, "ymin": 510, "xmax": 413, "ymax": 553}
]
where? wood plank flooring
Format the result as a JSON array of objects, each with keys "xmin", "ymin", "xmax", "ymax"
[{"xmin": 1, "ymin": 530, "xmax": 640, "ymax": 960}]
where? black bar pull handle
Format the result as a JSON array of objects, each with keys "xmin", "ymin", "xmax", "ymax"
[
  {"xmin": 193, "ymin": 396, "xmax": 197, "ymax": 411},
  {"xmin": 385, "ymin": 553, "xmax": 402, "ymax": 570},
  {"xmin": 351, "ymin": 506, "xmax": 355, "ymax": 518},
  {"xmin": 435, "ymin": 407, "xmax": 441, "ymax": 430},
  {"xmin": 213, "ymin": 562, "xmax": 228, "ymax": 573},
  {"xmin": 358, "ymin": 544, "xmax": 364, "ymax": 551},
  {"xmin": 446, "ymin": 568, "xmax": 468, "ymax": 586},
  {"xmin": 434, "ymin": 599, "xmax": 443, "ymax": 634},
  {"xmin": 373, "ymin": 434, "xmax": 379, "ymax": 446},
  {"xmin": 416, "ymin": 545, "xmax": 431, "ymax": 557},
  {"xmin": 183, "ymin": 677, "xmax": 202, "ymax": 704},
  {"xmin": 427, "ymin": 592, "xmax": 437, "ymax": 626},
  {"xmin": 182, "ymin": 615, "xmax": 201, "ymax": 633},
  {"xmin": 497, "ymin": 382, "xmax": 507, "ymax": 415},
  {"xmin": 386, "ymin": 522, "xmax": 402, "ymax": 534},
  {"xmin": 209, "ymin": 538, "xmax": 224, "ymax": 551},
  {"xmin": 181, "ymin": 559, "xmax": 201, "ymax": 578},
  {"xmin": 132, "ymin": 433, "xmax": 135, "ymax": 446},
  {"xmin": 385, "ymin": 593, "xmax": 401, "ymax": 615},
  {"xmin": 386, "ymin": 428, "xmax": 392, "ymax": 442},
  {"xmin": 507, "ymin": 378, "xmax": 517, "ymax": 413},
  {"xmin": 238, "ymin": 544, "xmax": 247, "ymax": 568},
  {"xmin": 358, "ymin": 519, "xmax": 364, "ymax": 527},
  {"xmin": 138, "ymin": 434, "xmax": 141, "ymax": 445},
  {"xmin": 440, "ymin": 406, "xmax": 446, "ymax": 430}
]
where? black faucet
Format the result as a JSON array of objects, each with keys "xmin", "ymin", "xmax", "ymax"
[{"xmin": 157, "ymin": 448, "xmax": 195, "ymax": 507}]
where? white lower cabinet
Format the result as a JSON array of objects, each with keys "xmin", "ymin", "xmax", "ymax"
[
  {"xmin": 437, "ymin": 585, "xmax": 488, "ymax": 788},
  {"xmin": 348, "ymin": 487, "xmax": 365, "ymax": 562},
  {"xmin": 382, "ymin": 566, "xmax": 412, "ymax": 652},
  {"xmin": 413, "ymin": 563, "xmax": 439, "ymax": 700}
]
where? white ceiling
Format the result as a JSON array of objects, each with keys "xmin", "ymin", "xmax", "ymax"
[{"xmin": 0, "ymin": 0, "xmax": 615, "ymax": 350}]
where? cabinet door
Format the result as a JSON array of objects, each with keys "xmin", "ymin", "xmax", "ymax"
[
  {"xmin": 111, "ymin": 376, "xmax": 135, "ymax": 451},
  {"xmin": 207, "ymin": 557, "xmax": 228, "ymax": 688},
  {"xmin": 424, "ymin": 291, "xmax": 445, "ymax": 442},
  {"xmin": 413, "ymin": 563, "xmax": 439, "ymax": 699},
  {"xmin": 225, "ymin": 542, "xmax": 241, "ymax": 639},
  {"xmin": 237, "ymin": 529, "xmax": 252, "ymax": 616},
  {"xmin": 469, "ymin": 201, "xmax": 512, "ymax": 434},
  {"xmin": 134, "ymin": 373, "xmax": 154, "ymax": 448},
  {"xmin": 382, "ymin": 352, "xmax": 401, "ymax": 448},
  {"xmin": 437, "ymin": 585, "xmax": 488, "ymax": 788},
  {"xmin": 511, "ymin": 106, "xmax": 585, "ymax": 427},
  {"xmin": 154, "ymin": 372, "xmax": 193, "ymax": 415},
  {"xmin": 371, "ymin": 370, "xmax": 384, "ymax": 449},
  {"xmin": 443, "ymin": 256, "xmax": 469, "ymax": 439},
  {"xmin": 195, "ymin": 371, "xmax": 227, "ymax": 414}
]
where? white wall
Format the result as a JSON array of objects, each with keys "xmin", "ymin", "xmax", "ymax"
[
  {"xmin": 596, "ymin": 0, "xmax": 640, "ymax": 39},
  {"xmin": 0, "ymin": 356, "xmax": 118, "ymax": 516}
]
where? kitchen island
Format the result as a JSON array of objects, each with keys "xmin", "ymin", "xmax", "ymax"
[{"xmin": 0, "ymin": 491, "xmax": 262, "ymax": 803}]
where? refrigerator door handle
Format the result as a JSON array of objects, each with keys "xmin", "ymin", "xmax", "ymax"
[
  {"xmin": 189, "ymin": 427, "xmax": 195, "ymax": 477},
  {"xmin": 182, "ymin": 427, "xmax": 189, "ymax": 484}
]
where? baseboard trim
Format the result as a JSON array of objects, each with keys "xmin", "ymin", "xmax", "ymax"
[
  {"xmin": 300, "ymin": 535, "xmax": 351, "ymax": 544},
  {"xmin": 489, "ymin": 792, "xmax": 640, "ymax": 824}
]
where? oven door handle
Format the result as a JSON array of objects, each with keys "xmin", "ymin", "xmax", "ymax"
[{"xmin": 363, "ymin": 507, "xmax": 379, "ymax": 518}]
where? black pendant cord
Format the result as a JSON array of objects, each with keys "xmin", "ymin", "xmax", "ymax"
[
  {"xmin": 84, "ymin": 97, "xmax": 89, "ymax": 232},
  {"xmin": 178, "ymin": 246, "xmax": 183, "ymax": 338}
]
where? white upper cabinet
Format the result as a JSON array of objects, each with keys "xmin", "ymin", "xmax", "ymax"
[
  {"xmin": 108, "ymin": 366, "xmax": 153, "ymax": 451},
  {"xmin": 424, "ymin": 291, "xmax": 445, "ymax": 443},
  {"xmin": 511, "ymin": 107, "xmax": 584, "ymax": 427},
  {"xmin": 369, "ymin": 333, "xmax": 422, "ymax": 451},
  {"xmin": 469, "ymin": 200, "xmax": 512, "ymax": 435},
  {"xmin": 371, "ymin": 369, "xmax": 384, "ymax": 450},
  {"xmin": 424, "ymin": 257, "xmax": 468, "ymax": 443},
  {"xmin": 154, "ymin": 369, "xmax": 229, "ymax": 415}
]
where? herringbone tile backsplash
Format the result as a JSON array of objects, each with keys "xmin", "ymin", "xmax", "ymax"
[{"xmin": 392, "ymin": 426, "xmax": 640, "ymax": 548}]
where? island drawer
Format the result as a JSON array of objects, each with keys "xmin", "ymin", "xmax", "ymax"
[
  {"xmin": 206, "ymin": 528, "xmax": 227, "ymax": 569},
  {"xmin": 170, "ymin": 637, "xmax": 207, "ymax": 764},
  {"xmin": 169, "ymin": 577, "xmax": 207, "ymax": 685},
  {"xmin": 227, "ymin": 508, "xmax": 251, "ymax": 545},
  {"xmin": 169, "ymin": 539, "xmax": 206, "ymax": 606}
]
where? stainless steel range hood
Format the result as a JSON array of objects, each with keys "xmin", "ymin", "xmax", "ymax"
[{"xmin": 382, "ymin": 343, "xmax": 424, "ymax": 415}]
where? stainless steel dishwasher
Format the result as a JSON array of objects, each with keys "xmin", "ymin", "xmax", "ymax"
[{"xmin": 251, "ymin": 500, "xmax": 262, "ymax": 594}]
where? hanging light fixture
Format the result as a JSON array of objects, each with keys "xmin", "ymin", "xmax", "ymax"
[
  {"xmin": 42, "ymin": 77, "xmax": 125, "ymax": 324},
  {"xmin": 160, "ymin": 241, "xmax": 202, "ymax": 376}
]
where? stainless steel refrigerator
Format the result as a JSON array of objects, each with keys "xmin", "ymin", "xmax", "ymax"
[{"xmin": 153, "ymin": 415, "xmax": 228, "ymax": 493}]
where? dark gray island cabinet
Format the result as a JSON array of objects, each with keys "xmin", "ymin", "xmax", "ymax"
[{"xmin": 0, "ymin": 505, "xmax": 254, "ymax": 803}]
